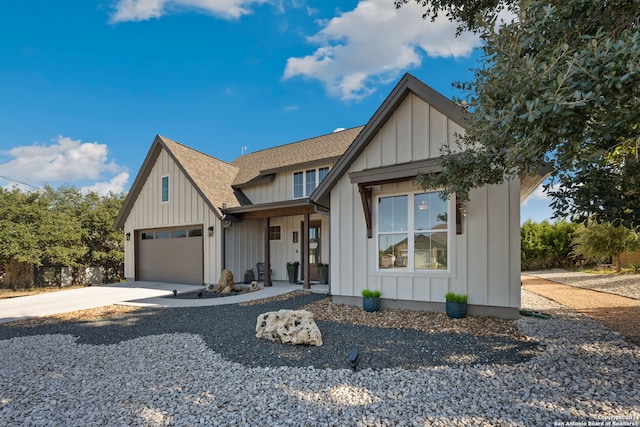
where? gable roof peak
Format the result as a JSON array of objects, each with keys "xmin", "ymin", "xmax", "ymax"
[{"xmin": 311, "ymin": 74, "xmax": 465, "ymax": 208}]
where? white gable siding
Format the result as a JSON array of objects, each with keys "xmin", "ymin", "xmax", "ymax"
[
  {"xmin": 241, "ymin": 163, "xmax": 336, "ymax": 205},
  {"xmin": 122, "ymin": 149, "xmax": 221, "ymax": 285},
  {"xmin": 330, "ymin": 92, "xmax": 520, "ymax": 315}
]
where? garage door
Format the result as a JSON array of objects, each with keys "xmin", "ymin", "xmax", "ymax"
[{"xmin": 137, "ymin": 227, "xmax": 204, "ymax": 285}]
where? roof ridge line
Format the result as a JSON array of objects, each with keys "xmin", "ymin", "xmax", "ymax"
[{"xmin": 230, "ymin": 125, "xmax": 364, "ymax": 161}]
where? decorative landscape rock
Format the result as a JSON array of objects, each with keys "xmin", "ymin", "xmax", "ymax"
[
  {"xmin": 250, "ymin": 281, "xmax": 259, "ymax": 292},
  {"xmin": 215, "ymin": 269, "xmax": 234, "ymax": 293},
  {"xmin": 255, "ymin": 309, "xmax": 323, "ymax": 346}
]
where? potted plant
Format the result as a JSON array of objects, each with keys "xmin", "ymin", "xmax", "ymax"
[
  {"xmin": 445, "ymin": 292, "xmax": 468, "ymax": 318},
  {"xmin": 362, "ymin": 289, "xmax": 382, "ymax": 312},
  {"xmin": 243, "ymin": 268, "xmax": 255, "ymax": 284},
  {"xmin": 318, "ymin": 263, "xmax": 329, "ymax": 284},
  {"xmin": 286, "ymin": 262, "xmax": 299, "ymax": 283}
]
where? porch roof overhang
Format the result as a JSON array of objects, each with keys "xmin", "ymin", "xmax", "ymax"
[
  {"xmin": 350, "ymin": 159, "xmax": 550, "ymax": 238},
  {"xmin": 221, "ymin": 198, "xmax": 324, "ymax": 220},
  {"xmin": 348, "ymin": 158, "xmax": 443, "ymax": 186}
]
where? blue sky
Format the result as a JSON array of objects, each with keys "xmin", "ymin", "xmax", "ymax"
[{"xmin": 0, "ymin": 0, "xmax": 553, "ymax": 223}]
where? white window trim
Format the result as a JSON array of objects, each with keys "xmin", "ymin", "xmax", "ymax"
[
  {"xmin": 161, "ymin": 175, "xmax": 170, "ymax": 203},
  {"xmin": 375, "ymin": 190, "xmax": 452, "ymax": 273},
  {"xmin": 292, "ymin": 167, "xmax": 330, "ymax": 199}
]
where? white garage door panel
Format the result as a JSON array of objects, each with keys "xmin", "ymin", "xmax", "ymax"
[{"xmin": 138, "ymin": 229, "xmax": 203, "ymax": 285}]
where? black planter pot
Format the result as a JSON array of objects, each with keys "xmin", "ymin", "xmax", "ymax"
[
  {"xmin": 363, "ymin": 297, "xmax": 380, "ymax": 313},
  {"xmin": 287, "ymin": 264, "xmax": 299, "ymax": 283},
  {"xmin": 318, "ymin": 265, "xmax": 329, "ymax": 284},
  {"xmin": 446, "ymin": 301, "xmax": 467, "ymax": 318},
  {"xmin": 244, "ymin": 272, "xmax": 254, "ymax": 284}
]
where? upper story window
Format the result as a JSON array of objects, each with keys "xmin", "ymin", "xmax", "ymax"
[
  {"xmin": 293, "ymin": 167, "xmax": 330, "ymax": 198},
  {"xmin": 377, "ymin": 191, "xmax": 449, "ymax": 272},
  {"xmin": 161, "ymin": 176, "xmax": 169, "ymax": 203}
]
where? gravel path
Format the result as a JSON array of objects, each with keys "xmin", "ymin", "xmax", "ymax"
[
  {"xmin": 524, "ymin": 268, "xmax": 640, "ymax": 299},
  {"xmin": 522, "ymin": 275, "xmax": 640, "ymax": 346},
  {"xmin": 1, "ymin": 291, "xmax": 639, "ymax": 425}
]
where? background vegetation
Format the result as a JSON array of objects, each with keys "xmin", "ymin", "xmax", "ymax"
[
  {"xmin": 0, "ymin": 186, "xmax": 125, "ymax": 287},
  {"xmin": 521, "ymin": 219, "xmax": 639, "ymax": 271}
]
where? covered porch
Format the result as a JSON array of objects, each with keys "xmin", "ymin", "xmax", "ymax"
[{"xmin": 222, "ymin": 199, "xmax": 331, "ymax": 290}]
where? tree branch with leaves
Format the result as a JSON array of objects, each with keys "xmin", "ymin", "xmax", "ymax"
[{"xmin": 398, "ymin": 0, "xmax": 640, "ymax": 227}]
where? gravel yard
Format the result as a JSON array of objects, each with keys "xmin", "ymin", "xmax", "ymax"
[{"xmin": 1, "ymin": 277, "xmax": 639, "ymax": 426}]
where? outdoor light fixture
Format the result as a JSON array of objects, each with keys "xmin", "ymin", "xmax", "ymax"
[
  {"xmin": 208, "ymin": 226, "xmax": 214, "ymax": 236},
  {"xmin": 125, "ymin": 232, "xmax": 131, "ymax": 241},
  {"xmin": 348, "ymin": 349, "xmax": 360, "ymax": 372}
]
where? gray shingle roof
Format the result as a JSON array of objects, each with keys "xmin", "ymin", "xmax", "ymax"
[
  {"xmin": 158, "ymin": 136, "xmax": 242, "ymax": 212},
  {"xmin": 230, "ymin": 126, "xmax": 364, "ymax": 187}
]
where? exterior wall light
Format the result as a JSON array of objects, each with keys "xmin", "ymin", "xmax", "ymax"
[
  {"xmin": 208, "ymin": 226, "xmax": 214, "ymax": 236},
  {"xmin": 126, "ymin": 232, "xmax": 131, "ymax": 241}
]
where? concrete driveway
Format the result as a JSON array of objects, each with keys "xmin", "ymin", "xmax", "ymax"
[{"xmin": 0, "ymin": 281, "xmax": 201, "ymax": 324}]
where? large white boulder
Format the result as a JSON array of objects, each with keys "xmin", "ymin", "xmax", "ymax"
[{"xmin": 255, "ymin": 309, "xmax": 323, "ymax": 346}]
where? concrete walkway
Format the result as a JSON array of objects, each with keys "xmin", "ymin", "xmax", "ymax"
[
  {"xmin": 521, "ymin": 274, "xmax": 640, "ymax": 345},
  {"xmin": 0, "ymin": 281, "xmax": 327, "ymax": 324}
]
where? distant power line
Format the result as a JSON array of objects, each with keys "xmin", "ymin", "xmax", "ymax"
[{"xmin": 0, "ymin": 175, "xmax": 39, "ymax": 189}]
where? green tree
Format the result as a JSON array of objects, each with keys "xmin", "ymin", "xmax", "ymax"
[
  {"xmin": 39, "ymin": 185, "xmax": 86, "ymax": 274},
  {"xmin": 396, "ymin": 0, "xmax": 640, "ymax": 227},
  {"xmin": 0, "ymin": 186, "xmax": 125, "ymax": 286},
  {"xmin": 79, "ymin": 191, "xmax": 126, "ymax": 282},
  {"xmin": 520, "ymin": 220, "xmax": 577, "ymax": 269},
  {"xmin": 572, "ymin": 222, "xmax": 639, "ymax": 272},
  {"xmin": 0, "ymin": 187, "xmax": 47, "ymax": 266}
]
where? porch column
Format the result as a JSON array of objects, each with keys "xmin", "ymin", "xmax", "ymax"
[
  {"xmin": 264, "ymin": 217, "xmax": 272, "ymax": 287},
  {"xmin": 303, "ymin": 213, "xmax": 310, "ymax": 289}
]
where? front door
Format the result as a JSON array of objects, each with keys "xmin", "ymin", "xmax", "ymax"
[{"xmin": 308, "ymin": 222, "xmax": 321, "ymax": 281}]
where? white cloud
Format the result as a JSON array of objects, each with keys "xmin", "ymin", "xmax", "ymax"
[
  {"xmin": 283, "ymin": 0, "xmax": 481, "ymax": 100},
  {"xmin": 82, "ymin": 172, "xmax": 130, "ymax": 195},
  {"xmin": 0, "ymin": 136, "xmax": 129, "ymax": 195},
  {"xmin": 110, "ymin": 0, "xmax": 267, "ymax": 22}
]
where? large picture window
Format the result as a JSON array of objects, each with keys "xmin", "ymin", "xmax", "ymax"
[
  {"xmin": 293, "ymin": 167, "xmax": 330, "ymax": 198},
  {"xmin": 377, "ymin": 192, "xmax": 448, "ymax": 271}
]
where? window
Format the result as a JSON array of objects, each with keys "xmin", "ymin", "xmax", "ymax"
[
  {"xmin": 156, "ymin": 230, "xmax": 170, "ymax": 239},
  {"xmin": 293, "ymin": 172, "xmax": 304, "ymax": 198},
  {"xmin": 319, "ymin": 167, "xmax": 329, "ymax": 182},
  {"xmin": 377, "ymin": 192, "xmax": 448, "ymax": 271},
  {"xmin": 171, "ymin": 229, "xmax": 187, "ymax": 238},
  {"xmin": 305, "ymin": 170, "xmax": 316, "ymax": 196},
  {"xmin": 269, "ymin": 225, "xmax": 281, "ymax": 241},
  {"xmin": 161, "ymin": 176, "xmax": 169, "ymax": 203},
  {"xmin": 188, "ymin": 228, "xmax": 203, "ymax": 237},
  {"xmin": 292, "ymin": 167, "xmax": 330, "ymax": 198},
  {"xmin": 141, "ymin": 232, "xmax": 155, "ymax": 240}
]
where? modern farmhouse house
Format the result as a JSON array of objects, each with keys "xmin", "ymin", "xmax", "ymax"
[{"xmin": 115, "ymin": 73, "xmax": 545, "ymax": 318}]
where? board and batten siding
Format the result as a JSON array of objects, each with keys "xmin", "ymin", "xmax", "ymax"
[
  {"xmin": 122, "ymin": 149, "xmax": 221, "ymax": 285},
  {"xmin": 225, "ymin": 214, "xmax": 330, "ymax": 281},
  {"xmin": 241, "ymin": 163, "xmax": 336, "ymax": 205},
  {"xmin": 330, "ymin": 92, "xmax": 520, "ymax": 313}
]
